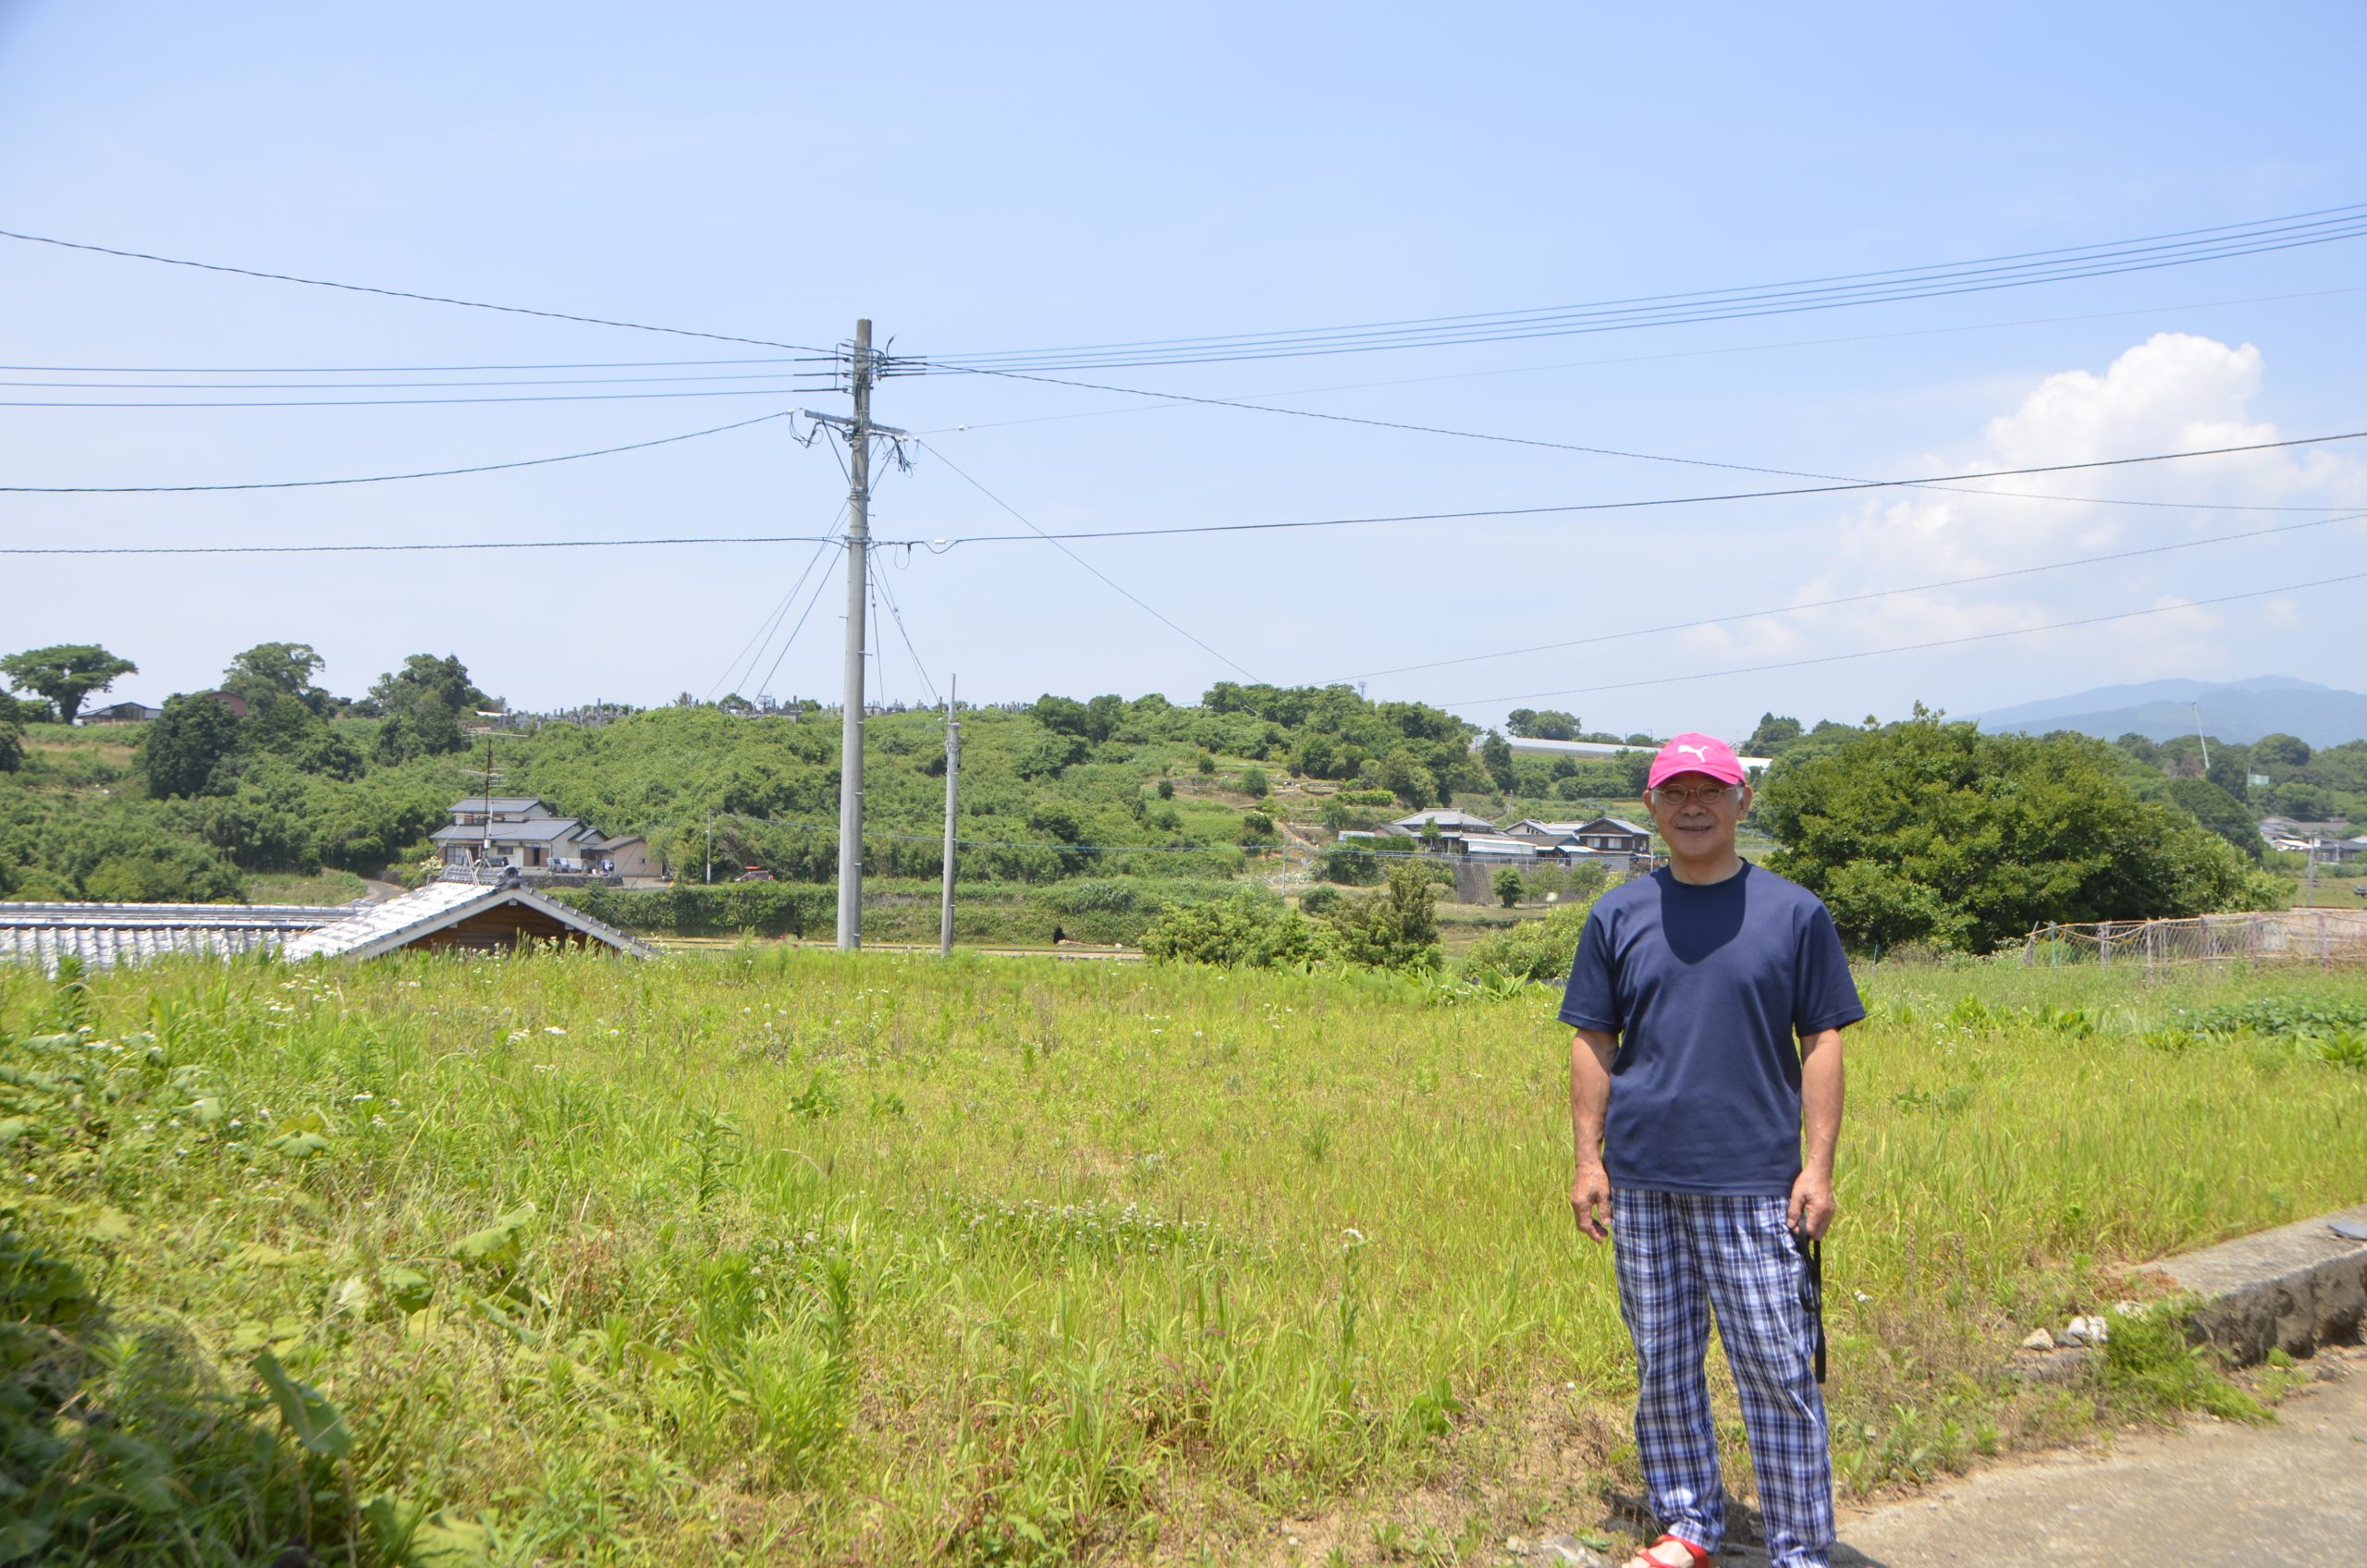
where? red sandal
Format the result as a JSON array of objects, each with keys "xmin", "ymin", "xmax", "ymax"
[{"xmin": 1621, "ymin": 1536, "xmax": 1713, "ymax": 1568}]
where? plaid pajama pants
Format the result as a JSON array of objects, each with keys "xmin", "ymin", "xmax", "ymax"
[{"xmin": 1611, "ymin": 1189, "xmax": 1834, "ymax": 1568}]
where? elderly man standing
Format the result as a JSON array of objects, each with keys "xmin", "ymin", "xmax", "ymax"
[{"xmin": 1561, "ymin": 733, "xmax": 1862, "ymax": 1568}]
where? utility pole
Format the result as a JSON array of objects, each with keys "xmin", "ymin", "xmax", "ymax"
[
  {"xmin": 705, "ymin": 812, "xmax": 713, "ymax": 885},
  {"xmin": 941, "ymin": 675, "xmax": 960, "ymax": 956},
  {"xmin": 475, "ymin": 732, "xmax": 497, "ymax": 880},
  {"xmin": 795, "ymin": 322, "xmax": 907, "ymax": 951},
  {"xmin": 837, "ymin": 319, "xmax": 875, "ymax": 949}
]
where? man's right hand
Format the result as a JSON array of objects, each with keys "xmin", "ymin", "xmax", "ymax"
[{"xmin": 1570, "ymin": 1161, "xmax": 1613, "ymax": 1243}]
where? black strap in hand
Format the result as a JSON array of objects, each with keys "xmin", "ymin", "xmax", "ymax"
[{"xmin": 1797, "ymin": 1232, "xmax": 1827, "ymax": 1384}]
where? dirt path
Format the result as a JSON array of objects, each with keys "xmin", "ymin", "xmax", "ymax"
[{"xmin": 1819, "ymin": 1351, "xmax": 2367, "ymax": 1567}]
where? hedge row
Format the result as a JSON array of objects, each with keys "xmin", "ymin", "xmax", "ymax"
[{"xmin": 551, "ymin": 883, "xmax": 838, "ymax": 937}]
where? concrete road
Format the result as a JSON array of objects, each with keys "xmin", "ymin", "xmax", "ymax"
[{"xmin": 1823, "ymin": 1353, "xmax": 2367, "ymax": 1567}]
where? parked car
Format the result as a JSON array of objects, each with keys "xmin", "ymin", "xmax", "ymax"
[{"xmin": 733, "ymin": 866, "xmax": 775, "ymax": 882}]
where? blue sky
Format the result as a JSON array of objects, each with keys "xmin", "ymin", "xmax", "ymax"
[{"xmin": 3, "ymin": 1, "xmax": 2363, "ymax": 741}]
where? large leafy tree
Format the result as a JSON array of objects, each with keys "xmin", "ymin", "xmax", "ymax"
[
  {"xmin": 220, "ymin": 642, "xmax": 334, "ymax": 714},
  {"xmin": 139, "ymin": 692, "xmax": 244, "ymax": 799},
  {"xmin": 366, "ymin": 654, "xmax": 492, "ymax": 761},
  {"xmin": 1506, "ymin": 708, "xmax": 1578, "ymax": 741},
  {"xmin": 2161, "ymin": 776, "xmax": 2263, "ymax": 863},
  {"xmin": 1745, "ymin": 712, "xmax": 1805, "ymax": 754},
  {"xmin": 1757, "ymin": 708, "xmax": 2272, "ymax": 951},
  {"xmin": 1, "ymin": 643, "xmax": 137, "ymax": 724}
]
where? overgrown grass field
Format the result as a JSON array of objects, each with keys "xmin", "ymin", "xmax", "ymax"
[{"xmin": 4, "ymin": 952, "xmax": 2362, "ymax": 1565}]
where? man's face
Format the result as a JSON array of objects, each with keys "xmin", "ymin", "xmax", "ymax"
[{"xmin": 1646, "ymin": 770, "xmax": 1750, "ymax": 857}]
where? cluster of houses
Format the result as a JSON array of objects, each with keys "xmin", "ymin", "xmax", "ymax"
[
  {"xmin": 1350, "ymin": 808, "xmax": 1658, "ymax": 869},
  {"xmin": 2261, "ymin": 815, "xmax": 2364, "ymax": 864},
  {"xmin": 434, "ymin": 796, "xmax": 656, "ymax": 882}
]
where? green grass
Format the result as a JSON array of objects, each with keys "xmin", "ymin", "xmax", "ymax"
[
  {"xmin": 243, "ymin": 870, "xmax": 373, "ymax": 905},
  {"xmin": 4, "ymin": 954, "xmax": 2362, "ymax": 1564}
]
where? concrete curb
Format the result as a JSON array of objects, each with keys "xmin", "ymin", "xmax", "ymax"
[{"xmin": 2137, "ymin": 1200, "xmax": 2367, "ymax": 1364}]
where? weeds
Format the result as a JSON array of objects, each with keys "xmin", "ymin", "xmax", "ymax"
[{"xmin": 1, "ymin": 952, "xmax": 2361, "ymax": 1562}]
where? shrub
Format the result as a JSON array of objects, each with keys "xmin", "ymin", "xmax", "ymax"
[
  {"xmin": 1316, "ymin": 843, "xmax": 1392, "ymax": 884},
  {"xmin": 1239, "ymin": 766, "xmax": 1269, "ymax": 799},
  {"xmin": 1492, "ymin": 867, "xmax": 1523, "ymax": 908},
  {"xmin": 1322, "ymin": 863, "xmax": 1441, "ymax": 971},
  {"xmin": 1139, "ymin": 891, "xmax": 1338, "ymax": 968},
  {"xmin": 1461, "ymin": 900, "xmax": 1594, "ymax": 986},
  {"xmin": 554, "ymin": 883, "xmax": 838, "ymax": 937}
]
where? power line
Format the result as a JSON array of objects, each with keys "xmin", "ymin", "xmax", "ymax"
[
  {"xmin": 0, "ymin": 369, "xmax": 824, "ymax": 390},
  {"xmin": 916, "ymin": 438, "xmax": 1263, "ymax": 681},
  {"xmin": 1329, "ymin": 512, "xmax": 2367, "ymax": 682},
  {"xmin": 873, "ymin": 564, "xmax": 942, "ymax": 707},
  {"xmin": 938, "ymin": 361, "xmax": 2354, "ymax": 518},
  {"xmin": 0, "ymin": 355, "xmax": 804, "ymax": 374},
  {"xmin": 711, "ymin": 809, "xmax": 1255, "ymax": 857},
  {"xmin": 14, "ymin": 428, "xmax": 2358, "ymax": 557},
  {"xmin": 0, "ymin": 384, "xmax": 817, "ymax": 410},
  {"xmin": 919, "ymin": 283, "xmax": 2367, "ymax": 438},
  {"xmin": 918, "ymin": 427, "xmax": 2367, "ymax": 545},
  {"xmin": 757, "ymin": 533, "xmax": 847, "ymax": 698},
  {"xmin": 0, "ymin": 227, "xmax": 826, "ymax": 353},
  {"xmin": 0, "ymin": 409, "xmax": 798, "ymax": 496},
  {"xmin": 0, "ymin": 534, "xmax": 842, "ymax": 558},
  {"xmin": 705, "ymin": 520, "xmax": 844, "ymax": 703},
  {"xmin": 915, "ymin": 204, "xmax": 2367, "ymax": 371},
  {"xmin": 1440, "ymin": 568, "xmax": 2367, "ymax": 709}
]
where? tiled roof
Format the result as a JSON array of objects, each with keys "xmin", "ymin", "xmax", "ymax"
[
  {"xmin": 448, "ymin": 796, "xmax": 552, "ymax": 813},
  {"xmin": 1391, "ymin": 810, "xmax": 1501, "ymax": 831},
  {"xmin": 280, "ymin": 881, "xmax": 654, "ymax": 962},
  {"xmin": 429, "ymin": 817, "xmax": 595, "ymax": 844},
  {"xmin": 0, "ymin": 902, "xmax": 354, "ymax": 974}
]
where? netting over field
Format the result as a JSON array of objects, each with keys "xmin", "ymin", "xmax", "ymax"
[{"xmin": 2021, "ymin": 908, "xmax": 2367, "ymax": 970}]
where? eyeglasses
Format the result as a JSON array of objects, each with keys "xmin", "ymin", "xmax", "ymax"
[{"xmin": 1650, "ymin": 783, "xmax": 1745, "ymax": 808}]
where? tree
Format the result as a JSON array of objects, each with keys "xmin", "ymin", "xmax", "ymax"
[
  {"xmin": 1376, "ymin": 747, "xmax": 1432, "ymax": 808},
  {"xmin": 1493, "ymin": 866, "xmax": 1524, "ymax": 908},
  {"xmin": 1032, "ymin": 694, "xmax": 1089, "ymax": 737},
  {"xmin": 220, "ymin": 642, "xmax": 332, "ymax": 713},
  {"xmin": 365, "ymin": 654, "xmax": 489, "ymax": 758},
  {"xmin": 1238, "ymin": 766, "xmax": 1269, "ymax": 799},
  {"xmin": 1324, "ymin": 861, "xmax": 1442, "ymax": 970},
  {"xmin": 1082, "ymin": 693, "xmax": 1126, "ymax": 742},
  {"xmin": 1755, "ymin": 710, "xmax": 2269, "ymax": 951},
  {"xmin": 1, "ymin": 644, "xmax": 136, "ymax": 724},
  {"xmin": 2252, "ymin": 732, "xmax": 2312, "ymax": 770},
  {"xmin": 2162, "ymin": 777, "xmax": 2263, "ymax": 863},
  {"xmin": 1479, "ymin": 729, "xmax": 1516, "ymax": 792},
  {"xmin": 0, "ymin": 721, "xmax": 19, "ymax": 774},
  {"xmin": 1506, "ymin": 708, "xmax": 1577, "ymax": 741},
  {"xmin": 0, "ymin": 692, "xmax": 53, "ymax": 725},
  {"xmin": 139, "ymin": 692, "xmax": 244, "ymax": 799},
  {"xmin": 1744, "ymin": 713, "xmax": 1803, "ymax": 754}
]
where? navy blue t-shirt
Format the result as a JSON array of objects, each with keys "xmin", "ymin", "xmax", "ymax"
[{"xmin": 1558, "ymin": 862, "xmax": 1863, "ymax": 1196}]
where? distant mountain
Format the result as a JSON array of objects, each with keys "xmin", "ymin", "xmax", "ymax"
[{"xmin": 1974, "ymin": 676, "xmax": 2367, "ymax": 747}]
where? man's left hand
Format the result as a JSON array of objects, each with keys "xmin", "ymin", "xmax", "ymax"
[{"xmin": 1787, "ymin": 1170, "xmax": 1835, "ymax": 1239}]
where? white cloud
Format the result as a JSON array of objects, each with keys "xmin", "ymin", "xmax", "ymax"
[{"xmin": 1786, "ymin": 333, "xmax": 2365, "ymax": 683}]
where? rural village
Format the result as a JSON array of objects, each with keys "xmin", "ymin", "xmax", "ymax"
[{"xmin": 4, "ymin": 8, "xmax": 2366, "ymax": 1568}]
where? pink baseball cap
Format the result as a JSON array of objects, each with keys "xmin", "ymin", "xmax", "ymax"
[{"xmin": 1647, "ymin": 731, "xmax": 1748, "ymax": 790}]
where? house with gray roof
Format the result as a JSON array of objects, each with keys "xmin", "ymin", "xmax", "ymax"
[
  {"xmin": 431, "ymin": 797, "xmax": 656, "ymax": 878},
  {"xmin": 281, "ymin": 879, "xmax": 653, "ymax": 962}
]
